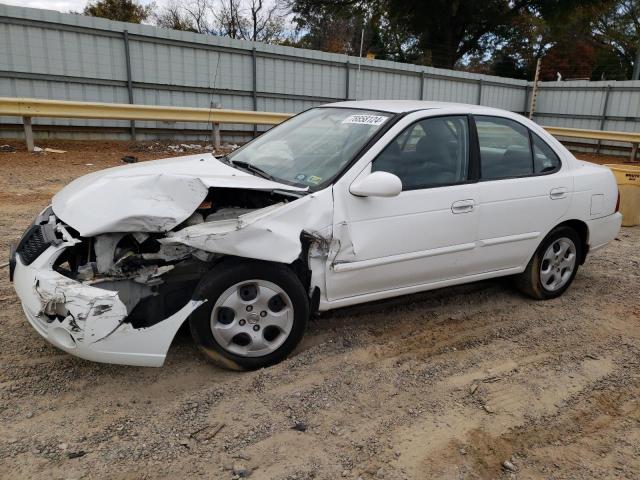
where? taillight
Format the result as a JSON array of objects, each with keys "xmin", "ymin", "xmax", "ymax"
[{"xmin": 615, "ymin": 190, "xmax": 620, "ymax": 213}]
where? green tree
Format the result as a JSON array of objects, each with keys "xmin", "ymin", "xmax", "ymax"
[
  {"xmin": 464, "ymin": 1, "xmax": 624, "ymax": 80},
  {"xmin": 386, "ymin": 0, "xmax": 516, "ymax": 68},
  {"xmin": 290, "ymin": 1, "xmax": 412, "ymax": 60},
  {"xmin": 83, "ymin": 0, "xmax": 154, "ymax": 23},
  {"xmin": 290, "ymin": 0, "xmax": 608, "ymax": 70},
  {"xmin": 291, "ymin": 1, "xmax": 368, "ymax": 55},
  {"xmin": 593, "ymin": 0, "xmax": 640, "ymax": 79}
]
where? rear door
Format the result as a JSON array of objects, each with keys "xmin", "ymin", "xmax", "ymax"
[{"xmin": 473, "ymin": 115, "xmax": 572, "ymax": 272}]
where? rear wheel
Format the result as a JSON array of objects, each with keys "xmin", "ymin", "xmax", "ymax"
[
  {"xmin": 189, "ymin": 260, "xmax": 309, "ymax": 370},
  {"xmin": 515, "ymin": 226, "xmax": 581, "ymax": 300}
]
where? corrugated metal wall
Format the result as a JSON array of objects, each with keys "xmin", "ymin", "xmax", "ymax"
[
  {"xmin": 534, "ymin": 81, "xmax": 640, "ymax": 153},
  {"xmin": 1, "ymin": 4, "xmax": 638, "ymax": 155}
]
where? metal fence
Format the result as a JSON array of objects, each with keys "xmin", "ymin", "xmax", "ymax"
[{"xmin": 1, "ymin": 4, "xmax": 639, "ymax": 155}]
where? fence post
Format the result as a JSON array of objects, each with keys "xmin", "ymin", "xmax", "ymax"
[
  {"xmin": 596, "ymin": 85, "xmax": 611, "ymax": 154},
  {"xmin": 633, "ymin": 47, "xmax": 640, "ymax": 80},
  {"xmin": 122, "ymin": 30, "xmax": 136, "ymax": 140},
  {"xmin": 420, "ymin": 71, "xmax": 425, "ymax": 100},
  {"xmin": 23, "ymin": 116, "xmax": 34, "ymax": 152},
  {"xmin": 523, "ymin": 85, "xmax": 530, "ymax": 117},
  {"xmin": 252, "ymin": 47, "xmax": 258, "ymax": 138},
  {"xmin": 528, "ymin": 57, "xmax": 542, "ymax": 120},
  {"xmin": 476, "ymin": 79, "xmax": 483, "ymax": 105},
  {"xmin": 345, "ymin": 61, "xmax": 350, "ymax": 100}
]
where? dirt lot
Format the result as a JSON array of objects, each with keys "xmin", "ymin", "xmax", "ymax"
[{"xmin": 1, "ymin": 140, "xmax": 639, "ymax": 480}]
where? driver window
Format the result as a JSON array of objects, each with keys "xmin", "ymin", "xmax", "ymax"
[{"xmin": 372, "ymin": 116, "xmax": 469, "ymax": 190}]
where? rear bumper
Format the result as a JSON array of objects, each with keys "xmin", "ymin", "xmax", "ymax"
[
  {"xmin": 12, "ymin": 245, "xmax": 204, "ymax": 367},
  {"xmin": 587, "ymin": 212, "xmax": 623, "ymax": 252}
]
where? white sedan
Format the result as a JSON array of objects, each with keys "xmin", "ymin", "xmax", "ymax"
[{"xmin": 10, "ymin": 101, "xmax": 622, "ymax": 370}]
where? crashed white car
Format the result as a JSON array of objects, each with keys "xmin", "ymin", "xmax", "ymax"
[{"xmin": 10, "ymin": 101, "xmax": 622, "ymax": 370}]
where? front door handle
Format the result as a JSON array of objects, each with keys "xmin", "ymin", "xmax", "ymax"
[
  {"xmin": 451, "ymin": 199, "xmax": 475, "ymax": 214},
  {"xmin": 550, "ymin": 187, "xmax": 568, "ymax": 200}
]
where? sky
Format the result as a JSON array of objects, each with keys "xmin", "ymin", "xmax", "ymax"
[
  {"xmin": 1, "ymin": 0, "xmax": 162, "ymax": 13},
  {"xmin": 0, "ymin": 0, "xmax": 294, "ymax": 30},
  {"xmin": 1, "ymin": 0, "xmax": 297, "ymax": 36}
]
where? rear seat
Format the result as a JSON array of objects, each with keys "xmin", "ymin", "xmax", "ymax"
[{"xmin": 481, "ymin": 146, "xmax": 532, "ymax": 179}]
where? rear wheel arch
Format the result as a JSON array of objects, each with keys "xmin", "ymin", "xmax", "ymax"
[
  {"xmin": 522, "ymin": 220, "xmax": 589, "ymax": 270},
  {"xmin": 553, "ymin": 219, "xmax": 589, "ymax": 264},
  {"xmin": 516, "ymin": 224, "xmax": 582, "ymax": 299}
]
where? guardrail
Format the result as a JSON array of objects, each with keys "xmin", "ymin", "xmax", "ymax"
[
  {"xmin": 0, "ymin": 97, "xmax": 637, "ymax": 161},
  {"xmin": 0, "ymin": 97, "xmax": 291, "ymax": 151},
  {"xmin": 544, "ymin": 126, "xmax": 640, "ymax": 162}
]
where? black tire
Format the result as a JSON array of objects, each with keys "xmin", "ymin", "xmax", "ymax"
[
  {"xmin": 189, "ymin": 259, "xmax": 309, "ymax": 370},
  {"xmin": 515, "ymin": 226, "xmax": 582, "ymax": 300}
]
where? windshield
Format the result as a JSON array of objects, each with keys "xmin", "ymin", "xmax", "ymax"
[{"xmin": 227, "ymin": 107, "xmax": 392, "ymax": 188}]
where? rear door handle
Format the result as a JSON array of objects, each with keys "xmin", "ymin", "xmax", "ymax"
[
  {"xmin": 550, "ymin": 187, "xmax": 568, "ymax": 200},
  {"xmin": 451, "ymin": 199, "xmax": 475, "ymax": 214}
]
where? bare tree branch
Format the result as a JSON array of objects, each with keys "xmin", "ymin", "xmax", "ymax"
[{"xmin": 183, "ymin": 0, "xmax": 212, "ymax": 34}]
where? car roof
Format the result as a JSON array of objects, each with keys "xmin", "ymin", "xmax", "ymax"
[{"xmin": 321, "ymin": 99, "xmax": 509, "ymax": 115}]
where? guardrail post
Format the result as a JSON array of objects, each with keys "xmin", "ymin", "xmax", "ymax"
[
  {"xmin": 596, "ymin": 85, "xmax": 611, "ymax": 154},
  {"xmin": 252, "ymin": 47, "xmax": 258, "ymax": 138},
  {"xmin": 211, "ymin": 101, "xmax": 221, "ymax": 150},
  {"xmin": 23, "ymin": 116, "xmax": 34, "ymax": 152},
  {"xmin": 213, "ymin": 122, "xmax": 221, "ymax": 149},
  {"xmin": 345, "ymin": 61, "xmax": 350, "ymax": 100},
  {"xmin": 122, "ymin": 30, "xmax": 136, "ymax": 140}
]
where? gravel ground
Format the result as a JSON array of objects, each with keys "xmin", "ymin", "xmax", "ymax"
[{"xmin": 1, "ymin": 140, "xmax": 639, "ymax": 480}]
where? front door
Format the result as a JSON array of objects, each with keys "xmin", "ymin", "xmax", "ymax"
[{"xmin": 327, "ymin": 114, "xmax": 480, "ymax": 301}]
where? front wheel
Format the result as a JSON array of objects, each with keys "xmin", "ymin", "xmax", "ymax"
[
  {"xmin": 189, "ymin": 260, "xmax": 309, "ymax": 370},
  {"xmin": 515, "ymin": 226, "xmax": 581, "ymax": 300}
]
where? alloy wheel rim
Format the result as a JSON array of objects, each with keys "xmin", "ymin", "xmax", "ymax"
[
  {"xmin": 210, "ymin": 279, "xmax": 294, "ymax": 357},
  {"xmin": 539, "ymin": 237, "xmax": 576, "ymax": 292}
]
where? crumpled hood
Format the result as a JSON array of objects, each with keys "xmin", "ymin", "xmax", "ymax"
[{"xmin": 52, "ymin": 153, "xmax": 306, "ymax": 237}]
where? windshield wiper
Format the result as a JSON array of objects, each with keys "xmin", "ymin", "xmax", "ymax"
[
  {"xmin": 230, "ymin": 160, "xmax": 278, "ymax": 182},
  {"xmin": 227, "ymin": 159, "xmax": 309, "ymax": 191}
]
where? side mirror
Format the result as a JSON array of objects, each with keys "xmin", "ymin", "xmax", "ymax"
[{"xmin": 350, "ymin": 171, "xmax": 402, "ymax": 198}]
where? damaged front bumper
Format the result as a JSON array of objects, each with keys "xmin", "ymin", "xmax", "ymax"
[{"xmin": 12, "ymin": 243, "xmax": 204, "ymax": 367}]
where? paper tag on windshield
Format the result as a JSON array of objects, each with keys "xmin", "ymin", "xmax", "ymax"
[{"xmin": 342, "ymin": 114, "xmax": 388, "ymax": 126}]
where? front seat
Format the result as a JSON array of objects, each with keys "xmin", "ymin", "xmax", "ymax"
[
  {"xmin": 412, "ymin": 122, "xmax": 457, "ymax": 185},
  {"xmin": 373, "ymin": 139, "xmax": 405, "ymax": 176}
]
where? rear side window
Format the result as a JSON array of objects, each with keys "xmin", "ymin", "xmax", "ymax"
[
  {"xmin": 532, "ymin": 133, "xmax": 561, "ymax": 173},
  {"xmin": 476, "ymin": 116, "xmax": 533, "ymax": 180}
]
